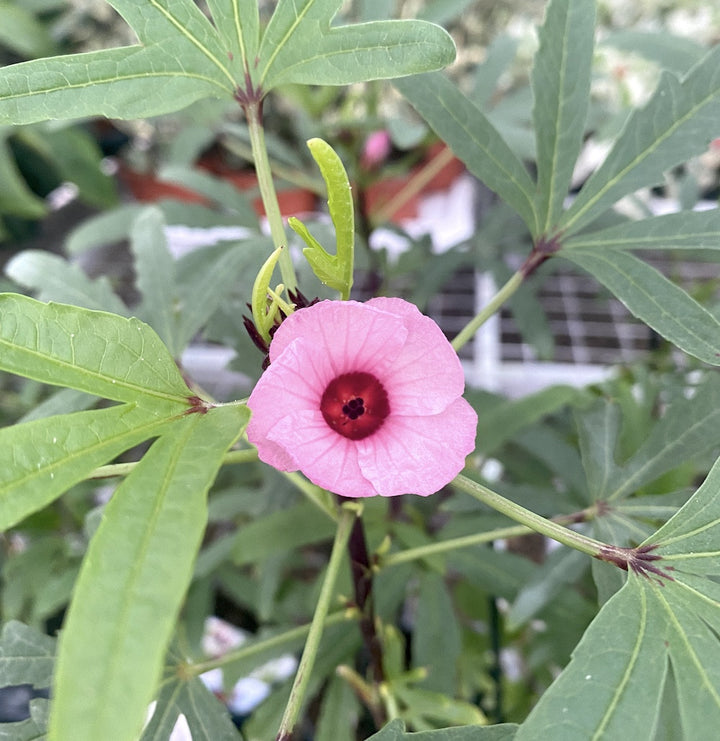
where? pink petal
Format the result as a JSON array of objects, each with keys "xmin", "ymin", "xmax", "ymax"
[
  {"xmin": 356, "ymin": 398, "xmax": 478, "ymax": 497},
  {"xmin": 267, "ymin": 410, "xmax": 381, "ymax": 497},
  {"xmin": 247, "ymin": 338, "xmax": 326, "ymax": 470},
  {"xmin": 269, "ymin": 300, "xmax": 407, "ymax": 378},
  {"xmin": 367, "ymin": 297, "xmax": 465, "ymax": 414}
]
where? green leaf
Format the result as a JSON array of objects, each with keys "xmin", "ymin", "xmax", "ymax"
[
  {"xmin": 602, "ymin": 30, "xmax": 706, "ymax": 75},
  {"xmin": 367, "ymin": 718, "xmax": 518, "ymax": 740},
  {"xmin": 0, "ymin": 621, "xmax": 55, "ymax": 687},
  {"xmin": 394, "ymin": 72, "xmax": 539, "ymax": 235},
  {"xmin": 17, "ymin": 387, "xmax": 97, "ymax": 423},
  {"xmin": 393, "ymin": 685, "xmax": 488, "ymax": 730},
  {"xmin": 0, "ymin": 1, "xmax": 57, "ymax": 58},
  {"xmin": 473, "ymin": 385, "xmax": 582, "ymax": 455},
  {"xmin": 250, "ymin": 246, "xmax": 285, "ymax": 344},
  {"xmin": 532, "ymin": 0, "xmax": 595, "ymax": 232},
  {"xmin": 65, "ymin": 204, "xmax": 146, "ymax": 255},
  {"xmin": 49, "ymin": 403, "xmax": 248, "ymax": 741},
  {"xmin": 0, "ymin": 294, "xmax": 192, "ymax": 405},
  {"xmin": 5, "ymin": 250, "xmax": 129, "ymax": 315},
  {"xmin": 470, "ymin": 35, "xmax": 519, "ymax": 108},
  {"xmin": 563, "ymin": 209, "xmax": 720, "ymax": 251},
  {"xmin": 0, "ymin": 0, "xmax": 453, "ymax": 126},
  {"xmin": 560, "ymin": 44, "xmax": 720, "ymax": 235},
  {"xmin": 205, "ymin": 0, "xmax": 260, "ymax": 72},
  {"xmin": 560, "ymin": 249, "xmax": 720, "ymax": 365},
  {"xmin": 577, "ymin": 377, "xmax": 720, "ymax": 505},
  {"xmin": 140, "ymin": 643, "xmax": 241, "ymax": 741},
  {"xmin": 130, "ymin": 207, "xmax": 178, "ymax": 356},
  {"xmin": 257, "ymin": 0, "xmax": 455, "ymax": 91},
  {"xmin": 157, "ymin": 164, "xmax": 256, "ymax": 218},
  {"xmin": 605, "ymin": 376, "xmax": 720, "ymax": 501},
  {"xmin": 517, "ymin": 454, "xmax": 720, "ymax": 740},
  {"xmin": 506, "ymin": 547, "xmax": 588, "ymax": 630},
  {"xmin": 0, "ymin": 0, "xmax": 240, "ymax": 125},
  {"xmin": 289, "ymin": 138, "xmax": 354, "ymax": 299},
  {"xmin": 0, "ymin": 45, "xmax": 233, "ymax": 124},
  {"xmin": 0, "ymin": 699, "xmax": 49, "ymax": 741},
  {"xmin": 412, "ymin": 572, "xmax": 461, "ymax": 694},
  {"xmin": 174, "ymin": 236, "xmax": 273, "ymax": 351},
  {"xmin": 0, "ymin": 130, "xmax": 47, "ymax": 218},
  {"xmin": 23, "ymin": 125, "xmax": 117, "ymax": 209},
  {"xmin": 0, "ymin": 402, "xmax": 179, "ymax": 531},
  {"xmin": 315, "ymin": 674, "xmax": 360, "ymax": 741},
  {"xmin": 515, "ymin": 578, "xmax": 669, "ymax": 740},
  {"xmin": 232, "ymin": 500, "xmax": 337, "ymax": 565}
]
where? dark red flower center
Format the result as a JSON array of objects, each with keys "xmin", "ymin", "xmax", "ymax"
[{"xmin": 320, "ymin": 372, "xmax": 390, "ymax": 440}]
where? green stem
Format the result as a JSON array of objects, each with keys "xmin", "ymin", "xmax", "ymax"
[
  {"xmin": 187, "ymin": 610, "xmax": 353, "ymax": 677},
  {"xmin": 245, "ymin": 102, "xmax": 298, "ymax": 292},
  {"xmin": 276, "ymin": 503, "xmax": 359, "ymax": 741},
  {"xmin": 382, "ymin": 524, "xmax": 532, "ymax": 568},
  {"xmin": 220, "ymin": 133, "xmax": 324, "ymax": 195},
  {"xmin": 453, "ymin": 474, "xmax": 608, "ymax": 558},
  {"xmin": 285, "ymin": 472, "xmax": 339, "ymax": 522},
  {"xmin": 219, "ymin": 448, "xmax": 258, "ymax": 466},
  {"xmin": 451, "ymin": 270, "xmax": 524, "ymax": 352},
  {"xmin": 89, "ymin": 447, "xmax": 258, "ymax": 480},
  {"xmin": 381, "ymin": 506, "xmax": 601, "ymax": 568}
]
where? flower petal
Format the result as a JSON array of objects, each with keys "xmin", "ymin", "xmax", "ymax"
[
  {"xmin": 269, "ymin": 300, "xmax": 407, "ymax": 378},
  {"xmin": 367, "ymin": 297, "xmax": 466, "ymax": 415},
  {"xmin": 247, "ymin": 338, "xmax": 327, "ymax": 470},
  {"xmin": 357, "ymin": 398, "xmax": 478, "ymax": 497},
  {"xmin": 267, "ymin": 410, "xmax": 381, "ymax": 497}
]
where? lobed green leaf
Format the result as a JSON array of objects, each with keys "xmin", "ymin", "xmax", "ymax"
[
  {"xmin": 140, "ymin": 642, "xmax": 241, "ymax": 741},
  {"xmin": 394, "ymin": 72, "xmax": 539, "ymax": 235},
  {"xmin": 532, "ymin": 0, "xmax": 595, "ymax": 233},
  {"xmin": 205, "ymin": 0, "xmax": 260, "ymax": 75},
  {"xmin": 0, "ymin": 402, "xmax": 179, "ymax": 531},
  {"xmin": 0, "ymin": 294, "xmax": 192, "ymax": 405},
  {"xmin": 367, "ymin": 718, "xmax": 518, "ymax": 740},
  {"xmin": 560, "ymin": 44, "xmax": 720, "ymax": 235},
  {"xmin": 560, "ymin": 250, "xmax": 720, "ymax": 365},
  {"xmin": 6, "ymin": 250, "xmax": 129, "ymax": 316},
  {"xmin": 563, "ymin": 209, "xmax": 720, "ymax": 251},
  {"xmin": 0, "ymin": 45, "xmax": 234, "ymax": 125},
  {"xmin": 130, "ymin": 208, "xmax": 178, "ymax": 356},
  {"xmin": 258, "ymin": 0, "xmax": 455, "ymax": 91},
  {"xmin": 518, "ymin": 454, "xmax": 720, "ymax": 739},
  {"xmin": 0, "ymin": 621, "xmax": 55, "ymax": 688},
  {"xmin": 49, "ymin": 404, "xmax": 248, "ymax": 741}
]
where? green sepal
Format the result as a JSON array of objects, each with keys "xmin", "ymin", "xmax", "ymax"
[{"xmin": 251, "ymin": 246, "xmax": 288, "ymax": 343}]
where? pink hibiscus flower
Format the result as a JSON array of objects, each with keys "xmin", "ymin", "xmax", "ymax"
[{"xmin": 246, "ymin": 298, "xmax": 477, "ymax": 498}]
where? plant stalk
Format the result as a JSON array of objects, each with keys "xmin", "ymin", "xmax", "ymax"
[
  {"xmin": 451, "ymin": 269, "xmax": 524, "ymax": 352},
  {"xmin": 245, "ymin": 101, "xmax": 298, "ymax": 292},
  {"xmin": 453, "ymin": 474, "xmax": 608, "ymax": 558},
  {"xmin": 380, "ymin": 506, "xmax": 601, "ymax": 568},
  {"xmin": 88, "ymin": 447, "xmax": 259, "ymax": 480},
  {"xmin": 346, "ymin": 511, "xmax": 385, "ymax": 686},
  {"xmin": 187, "ymin": 610, "xmax": 353, "ymax": 677},
  {"xmin": 275, "ymin": 503, "xmax": 359, "ymax": 741}
]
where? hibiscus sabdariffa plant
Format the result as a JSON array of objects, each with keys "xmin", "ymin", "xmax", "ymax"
[
  {"xmin": 247, "ymin": 298, "xmax": 477, "ymax": 498},
  {"xmin": 2, "ymin": 1, "xmax": 720, "ymax": 740}
]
